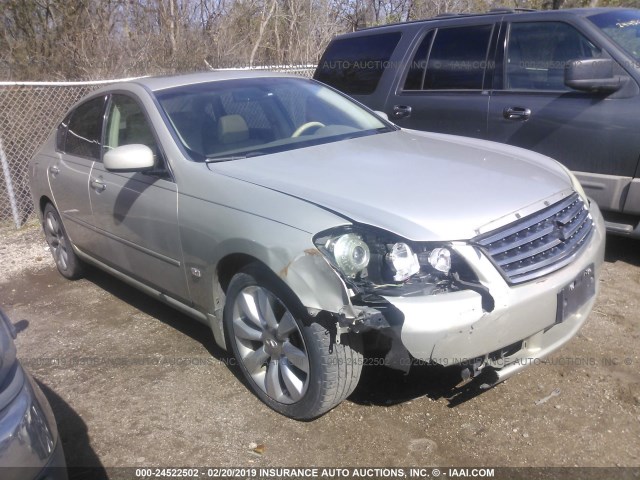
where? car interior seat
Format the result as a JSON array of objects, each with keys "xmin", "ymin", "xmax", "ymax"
[{"xmin": 209, "ymin": 114, "xmax": 261, "ymax": 155}]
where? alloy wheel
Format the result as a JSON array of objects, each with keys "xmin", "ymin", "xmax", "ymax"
[
  {"xmin": 231, "ymin": 285, "xmax": 310, "ymax": 404},
  {"xmin": 44, "ymin": 211, "xmax": 69, "ymax": 272}
]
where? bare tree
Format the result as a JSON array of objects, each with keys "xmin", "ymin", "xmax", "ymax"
[{"xmin": 0, "ymin": 0, "xmax": 635, "ymax": 81}]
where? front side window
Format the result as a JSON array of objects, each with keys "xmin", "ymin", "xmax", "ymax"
[
  {"xmin": 104, "ymin": 94, "xmax": 160, "ymax": 161},
  {"xmin": 155, "ymin": 77, "xmax": 392, "ymax": 162},
  {"xmin": 505, "ymin": 22, "xmax": 603, "ymax": 91},
  {"xmin": 416, "ymin": 25, "xmax": 494, "ymax": 90},
  {"xmin": 64, "ymin": 96, "xmax": 105, "ymax": 159},
  {"xmin": 314, "ymin": 32, "xmax": 402, "ymax": 95}
]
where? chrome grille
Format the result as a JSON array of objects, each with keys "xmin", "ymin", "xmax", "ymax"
[{"xmin": 474, "ymin": 193, "xmax": 594, "ymax": 284}]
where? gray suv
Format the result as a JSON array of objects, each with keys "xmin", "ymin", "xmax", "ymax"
[{"xmin": 315, "ymin": 8, "xmax": 640, "ymax": 237}]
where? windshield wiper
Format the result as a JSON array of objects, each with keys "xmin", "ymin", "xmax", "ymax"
[{"xmin": 205, "ymin": 151, "xmax": 265, "ymax": 163}]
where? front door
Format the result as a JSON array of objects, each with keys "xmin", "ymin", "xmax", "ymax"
[
  {"xmin": 487, "ymin": 20, "xmax": 640, "ymax": 212},
  {"xmin": 89, "ymin": 93, "xmax": 189, "ymax": 302}
]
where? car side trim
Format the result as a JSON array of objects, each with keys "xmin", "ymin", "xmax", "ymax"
[{"xmin": 61, "ymin": 213, "xmax": 182, "ymax": 267}]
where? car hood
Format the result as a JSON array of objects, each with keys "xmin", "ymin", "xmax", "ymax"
[{"xmin": 209, "ymin": 130, "xmax": 572, "ymax": 241}]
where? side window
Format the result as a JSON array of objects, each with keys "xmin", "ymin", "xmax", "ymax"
[
  {"xmin": 420, "ymin": 25, "xmax": 494, "ymax": 90},
  {"xmin": 105, "ymin": 94, "xmax": 160, "ymax": 160},
  {"xmin": 315, "ymin": 32, "xmax": 402, "ymax": 95},
  {"xmin": 403, "ymin": 30, "xmax": 435, "ymax": 90},
  {"xmin": 64, "ymin": 96, "xmax": 105, "ymax": 159},
  {"xmin": 505, "ymin": 22, "xmax": 603, "ymax": 91},
  {"xmin": 56, "ymin": 113, "xmax": 71, "ymax": 151}
]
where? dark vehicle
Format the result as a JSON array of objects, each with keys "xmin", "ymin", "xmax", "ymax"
[{"xmin": 315, "ymin": 8, "xmax": 640, "ymax": 237}]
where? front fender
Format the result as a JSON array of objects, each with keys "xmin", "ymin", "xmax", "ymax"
[{"xmin": 206, "ymin": 246, "xmax": 355, "ymax": 351}]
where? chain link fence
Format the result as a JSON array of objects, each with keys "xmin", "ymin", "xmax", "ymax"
[{"xmin": 0, "ymin": 66, "xmax": 315, "ymax": 228}]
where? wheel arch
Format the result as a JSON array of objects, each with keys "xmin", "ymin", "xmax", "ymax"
[
  {"xmin": 37, "ymin": 195, "xmax": 54, "ymax": 221},
  {"xmin": 209, "ymin": 247, "xmax": 353, "ymax": 351},
  {"xmin": 213, "ymin": 248, "xmax": 351, "ymax": 318},
  {"xmin": 216, "ymin": 253, "xmax": 264, "ymax": 294}
]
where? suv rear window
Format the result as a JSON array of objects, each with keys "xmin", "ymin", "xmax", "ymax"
[{"xmin": 315, "ymin": 32, "xmax": 402, "ymax": 95}]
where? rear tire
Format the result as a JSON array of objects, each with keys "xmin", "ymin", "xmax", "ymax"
[
  {"xmin": 223, "ymin": 263, "xmax": 362, "ymax": 420},
  {"xmin": 42, "ymin": 203, "xmax": 84, "ymax": 279}
]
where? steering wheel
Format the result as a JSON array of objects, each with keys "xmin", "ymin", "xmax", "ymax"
[{"xmin": 291, "ymin": 121, "xmax": 325, "ymax": 138}]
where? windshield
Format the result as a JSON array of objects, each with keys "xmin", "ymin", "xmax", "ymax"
[
  {"xmin": 589, "ymin": 10, "xmax": 640, "ymax": 62},
  {"xmin": 154, "ymin": 77, "xmax": 392, "ymax": 162}
]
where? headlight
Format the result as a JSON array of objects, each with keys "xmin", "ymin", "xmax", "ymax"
[
  {"xmin": 427, "ymin": 247, "xmax": 451, "ymax": 273},
  {"xmin": 314, "ymin": 227, "xmax": 455, "ymax": 285},
  {"xmin": 332, "ymin": 233, "xmax": 370, "ymax": 277},
  {"xmin": 557, "ymin": 162, "xmax": 589, "ymax": 205},
  {"xmin": 387, "ymin": 242, "xmax": 420, "ymax": 281}
]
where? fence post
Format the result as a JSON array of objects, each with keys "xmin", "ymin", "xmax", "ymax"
[{"xmin": 0, "ymin": 135, "xmax": 21, "ymax": 228}]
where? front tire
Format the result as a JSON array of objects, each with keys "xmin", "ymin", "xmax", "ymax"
[
  {"xmin": 42, "ymin": 203, "xmax": 84, "ymax": 279},
  {"xmin": 224, "ymin": 264, "xmax": 362, "ymax": 420}
]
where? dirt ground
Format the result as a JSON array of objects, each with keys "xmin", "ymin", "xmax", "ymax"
[{"xmin": 0, "ymin": 219, "xmax": 639, "ymax": 476}]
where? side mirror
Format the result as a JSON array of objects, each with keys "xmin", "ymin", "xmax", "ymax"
[
  {"xmin": 564, "ymin": 58, "xmax": 626, "ymax": 93},
  {"xmin": 104, "ymin": 144, "xmax": 155, "ymax": 172}
]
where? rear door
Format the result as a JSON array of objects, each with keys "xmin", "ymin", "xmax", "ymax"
[
  {"xmin": 48, "ymin": 95, "xmax": 106, "ymax": 250},
  {"xmin": 315, "ymin": 31, "xmax": 403, "ymax": 110},
  {"xmin": 383, "ymin": 22, "xmax": 499, "ymax": 138},
  {"xmin": 487, "ymin": 19, "xmax": 640, "ymax": 212},
  {"xmin": 89, "ymin": 93, "xmax": 189, "ymax": 302}
]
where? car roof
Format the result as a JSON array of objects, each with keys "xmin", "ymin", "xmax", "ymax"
[
  {"xmin": 129, "ymin": 70, "xmax": 298, "ymax": 92},
  {"xmin": 340, "ymin": 7, "xmax": 634, "ymax": 36}
]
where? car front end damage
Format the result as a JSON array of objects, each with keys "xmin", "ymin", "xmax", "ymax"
[{"xmin": 285, "ymin": 190, "xmax": 605, "ymax": 388}]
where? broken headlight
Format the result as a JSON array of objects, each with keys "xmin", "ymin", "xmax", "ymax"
[
  {"xmin": 332, "ymin": 233, "xmax": 371, "ymax": 277},
  {"xmin": 314, "ymin": 227, "xmax": 461, "ymax": 291}
]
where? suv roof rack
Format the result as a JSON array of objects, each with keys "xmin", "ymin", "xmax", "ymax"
[
  {"xmin": 355, "ymin": 7, "xmax": 539, "ymax": 31},
  {"xmin": 430, "ymin": 8, "xmax": 537, "ymax": 19},
  {"xmin": 488, "ymin": 8, "xmax": 537, "ymax": 13}
]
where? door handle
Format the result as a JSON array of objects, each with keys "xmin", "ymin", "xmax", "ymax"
[
  {"xmin": 503, "ymin": 107, "xmax": 531, "ymax": 120},
  {"xmin": 90, "ymin": 178, "xmax": 106, "ymax": 192},
  {"xmin": 48, "ymin": 165, "xmax": 60, "ymax": 176},
  {"xmin": 392, "ymin": 105, "xmax": 412, "ymax": 120}
]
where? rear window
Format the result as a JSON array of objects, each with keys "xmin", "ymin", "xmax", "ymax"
[
  {"xmin": 424, "ymin": 25, "xmax": 493, "ymax": 90},
  {"xmin": 62, "ymin": 96, "xmax": 106, "ymax": 159},
  {"xmin": 314, "ymin": 32, "xmax": 402, "ymax": 95}
]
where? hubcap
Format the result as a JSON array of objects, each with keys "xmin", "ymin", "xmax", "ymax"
[
  {"xmin": 232, "ymin": 285, "xmax": 310, "ymax": 404},
  {"xmin": 44, "ymin": 212, "xmax": 69, "ymax": 271}
]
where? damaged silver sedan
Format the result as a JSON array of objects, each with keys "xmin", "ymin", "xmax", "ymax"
[{"xmin": 29, "ymin": 72, "xmax": 605, "ymax": 419}]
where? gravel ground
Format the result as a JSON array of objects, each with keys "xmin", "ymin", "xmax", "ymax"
[{"xmin": 0, "ymin": 220, "xmax": 639, "ymax": 477}]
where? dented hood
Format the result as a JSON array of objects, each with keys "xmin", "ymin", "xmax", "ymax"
[{"xmin": 210, "ymin": 129, "xmax": 572, "ymax": 241}]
